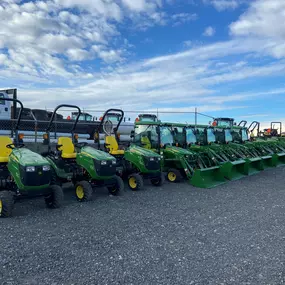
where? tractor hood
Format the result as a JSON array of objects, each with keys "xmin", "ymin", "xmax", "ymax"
[
  {"xmin": 164, "ymin": 146, "xmax": 194, "ymax": 156},
  {"xmin": 10, "ymin": 148, "xmax": 50, "ymax": 166},
  {"xmin": 81, "ymin": 146, "xmax": 115, "ymax": 161},
  {"xmin": 128, "ymin": 144, "xmax": 160, "ymax": 157}
]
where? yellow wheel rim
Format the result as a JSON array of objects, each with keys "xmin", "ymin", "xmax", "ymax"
[
  {"xmin": 0, "ymin": 200, "xmax": 2, "ymax": 215},
  {"xmin": 76, "ymin": 185, "xmax": 84, "ymax": 199},
  {"xmin": 129, "ymin": 177, "xmax": 137, "ymax": 189},
  {"xmin": 168, "ymin": 172, "xmax": 176, "ymax": 182}
]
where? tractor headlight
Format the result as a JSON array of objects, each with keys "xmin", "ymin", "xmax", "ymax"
[
  {"xmin": 158, "ymin": 157, "xmax": 161, "ymax": 161},
  {"xmin": 101, "ymin": 161, "xmax": 107, "ymax": 165},
  {"xmin": 112, "ymin": 160, "xmax": 116, "ymax": 165},
  {"xmin": 42, "ymin": 165, "xmax": 50, "ymax": 171},
  {"xmin": 26, "ymin": 166, "xmax": 35, "ymax": 172},
  {"xmin": 149, "ymin": 157, "xmax": 155, "ymax": 161}
]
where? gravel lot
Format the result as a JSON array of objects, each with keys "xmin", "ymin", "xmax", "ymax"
[{"xmin": 1, "ymin": 167, "xmax": 285, "ymax": 285}]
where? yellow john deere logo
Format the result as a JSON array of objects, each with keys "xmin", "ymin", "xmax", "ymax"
[{"xmin": 38, "ymin": 171, "xmax": 42, "ymax": 175}]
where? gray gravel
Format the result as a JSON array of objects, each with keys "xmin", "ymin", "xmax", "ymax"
[{"xmin": 2, "ymin": 167, "xmax": 285, "ymax": 285}]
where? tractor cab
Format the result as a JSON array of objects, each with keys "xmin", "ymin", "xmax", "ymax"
[
  {"xmin": 137, "ymin": 114, "xmax": 159, "ymax": 123},
  {"xmin": 212, "ymin": 118, "xmax": 235, "ymax": 128},
  {"xmin": 194, "ymin": 126, "xmax": 216, "ymax": 145},
  {"xmin": 71, "ymin": 112, "xmax": 93, "ymax": 122},
  {"xmin": 231, "ymin": 126, "xmax": 249, "ymax": 143},
  {"xmin": 214, "ymin": 127, "xmax": 233, "ymax": 144}
]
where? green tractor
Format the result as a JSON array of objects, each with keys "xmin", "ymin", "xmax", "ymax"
[
  {"xmin": 42, "ymin": 104, "xmax": 124, "ymax": 201},
  {"xmin": 170, "ymin": 123, "xmax": 248, "ymax": 181},
  {"xmin": 133, "ymin": 120, "xmax": 226, "ymax": 188},
  {"xmin": 231, "ymin": 124, "xmax": 285, "ymax": 167},
  {"xmin": 0, "ymin": 98, "xmax": 64, "ymax": 218},
  {"xmin": 95, "ymin": 109, "xmax": 164, "ymax": 191}
]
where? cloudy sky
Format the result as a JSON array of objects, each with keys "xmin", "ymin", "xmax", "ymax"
[{"xmin": 0, "ymin": 0, "xmax": 285, "ymax": 125}]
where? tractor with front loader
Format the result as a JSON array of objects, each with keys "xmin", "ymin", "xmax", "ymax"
[
  {"xmin": 0, "ymin": 98, "xmax": 64, "ymax": 218},
  {"xmin": 95, "ymin": 109, "xmax": 164, "ymax": 191},
  {"xmin": 42, "ymin": 104, "xmax": 124, "ymax": 201},
  {"xmin": 133, "ymin": 120, "xmax": 226, "ymax": 188}
]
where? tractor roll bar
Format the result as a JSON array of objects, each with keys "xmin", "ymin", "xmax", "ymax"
[
  {"xmin": 247, "ymin": 121, "xmax": 260, "ymax": 134},
  {"xmin": 1, "ymin": 97, "xmax": 23, "ymax": 130},
  {"xmin": 98, "ymin": 109, "xmax": 125, "ymax": 131},
  {"xmin": 96, "ymin": 108, "xmax": 124, "ymax": 150},
  {"xmin": 46, "ymin": 104, "xmax": 81, "ymax": 133},
  {"xmin": 238, "ymin": 120, "xmax": 247, "ymax": 127},
  {"xmin": 1, "ymin": 97, "xmax": 24, "ymax": 145},
  {"xmin": 271, "ymin": 122, "xmax": 282, "ymax": 135}
]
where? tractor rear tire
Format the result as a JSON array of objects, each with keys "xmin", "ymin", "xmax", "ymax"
[
  {"xmin": 45, "ymin": 185, "xmax": 64, "ymax": 209},
  {"xmin": 107, "ymin": 175, "xmax": 124, "ymax": 196},
  {"xmin": 75, "ymin": 181, "xmax": 93, "ymax": 202},
  {"xmin": 0, "ymin": 191, "xmax": 14, "ymax": 218},
  {"xmin": 128, "ymin": 173, "xmax": 144, "ymax": 191},
  {"xmin": 166, "ymin": 169, "xmax": 182, "ymax": 183},
  {"xmin": 151, "ymin": 173, "xmax": 165, "ymax": 187}
]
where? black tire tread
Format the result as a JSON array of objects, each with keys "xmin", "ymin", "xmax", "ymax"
[
  {"xmin": 128, "ymin": 173, "xmax": 144, "ymax": 191},
  {"xmin": 0, "ymin": 191, "xmax": 14, "ymax": 218},
  {"xmin": 151, "ymin": 172, "xmax": 165, "ymax": 186},
  {"xmin": 107, "ymin": 175, "xmax": 124, "ymax": 196},
  {"xmin": 167, "ymin": 168, "xmax": 182, "ymax": 183},
  {"xmin": 75, "ymin": 181, "xmax": 93, "ymax": 202},
  {"xmin": 45, "ymin": 185, "xmax": 64, "ymax": 209}
]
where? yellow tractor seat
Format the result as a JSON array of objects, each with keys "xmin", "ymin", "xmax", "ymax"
[
  {"xmin": 105, "ymin": 136, "xmax": 125, "ymax": 155},
  {"xmin": 0, "ymin": 137, "xmax": 13, "ymax": 163},
  {"xmin": 57, "ymin": 137, "xmax": 77, "ymax": 159}
]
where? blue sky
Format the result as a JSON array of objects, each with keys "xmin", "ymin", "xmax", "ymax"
[{"xmin": 0, "ymin": 0, "xmax": 285, "ymax": 127}]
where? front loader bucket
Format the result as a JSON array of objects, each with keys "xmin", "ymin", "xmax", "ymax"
[
  {"xmin": 272, "ymin": 153, "xmax": 285, "ymax": 167},
  {"xmin": 261, "ymin": 155, "xmax": 274, "ymax": 170},
  {"xmin": 244, "ymin": 157, "xmax": 263, "ymax": 175},
  {"xmin": 191, "ymin": 166, "xmax": 226, "ymax": 189},
  {"xmin": 219, "ymin": 160, "xmax": 247, "ymax": 181}
]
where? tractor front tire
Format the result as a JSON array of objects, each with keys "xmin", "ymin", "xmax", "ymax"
[
  {"xmin": 45, "ymin": 185, "xmax": 64, "ymax": 209},
  {"xmin": 151, "ymin": 173, "xmax": 165, "ymax": 187},
  {"xmin": 75, "ymin": 181, "xmax": 93, "ymax": 202},
  {"xmin": 107, "ymin": 175, "xmax": 124, "ymax": 196},
  {"xmin": 128, "ymin": 173, "xmax": 144, "ymax": 191},
  {"xmin": 50, "ymin": 168, "xmax": 62, "ymax": 186},
  {"xmin": 166, "ymin": 169, "xmax": 182, "ymax": 183},
  {"xmin": 0, "ymin": 191, "xmax": 14, "ymax": 218}
]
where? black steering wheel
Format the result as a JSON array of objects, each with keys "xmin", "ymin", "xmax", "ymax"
[
  {"xmin": 75, "ymin": 142, "xmax": 88, "ymax": 149},
  {"xmin": 6, "ymin": 143, "xmax": 25, "ymax": 149}
]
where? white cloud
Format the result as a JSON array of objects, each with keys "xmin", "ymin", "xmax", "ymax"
[
  {"xmin": 211, "ymin": 0, "xmax": 239, "ymax": 11},
  {"xmin": 171, "ymin": 13, "xmax": 198, "ymax": 26},
  {"xmin": 0, "ymin": 0, "xmax": 171, "ymax": 82},
  {"xmin": 203, "ymin": 26, "xmax": 216, "ymax": 37},
  {"xmin": 230, "ymin": 0, "xmax": 285, "ymax": 40}
]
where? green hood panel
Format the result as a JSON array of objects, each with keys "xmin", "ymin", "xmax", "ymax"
[
  {"xmin": 127, "ymin": 144, "xmax": 160, "ymax": 157},
  {"xmin": 164, "ymin": 146, "xmax": 194, "ymax": 156},
  {"xmin": 10, "ymin": 148, "xmax": 50, "ymax": 166},
  {"xmin": 81, "ymin": 146, "xmax": 115, "ymax": 161}
]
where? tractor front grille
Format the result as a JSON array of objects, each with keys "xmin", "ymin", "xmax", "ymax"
[
  {"xmin": 20, "ymin": 166, "xmax": 50, "ymax": 186},
  {"xmin": 93, "ymin": 159, "xmax": 116, "ymax": 177},
  {"xmin": 143, "ymin": 157, "xmax": 160, "ymax": 171}
]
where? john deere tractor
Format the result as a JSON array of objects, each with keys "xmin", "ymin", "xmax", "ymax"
[
  {"xmin": 95, "ymin": 109, "xmax": 164, "ymax": 191},
  {"xmin": 133, "ymin": 120, "xmax": 226, "ymax": 188},
  {"xmin": 42, "ymin": 104, "xmax": 124, "ymax": 201},
  {"xmin": 0, "ymin": 98, "xmax": 64, "ymax": 218}
]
